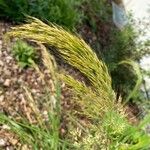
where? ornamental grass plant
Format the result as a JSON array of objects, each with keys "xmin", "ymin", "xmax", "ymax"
[{"xmin": 2, "ymin": 18, "xmax": 150, "ymax": 149}]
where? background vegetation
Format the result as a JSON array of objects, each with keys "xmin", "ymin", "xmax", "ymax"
[
  {"xmin": 79, "ymin": 0, "xmax": 150, "ymax": 102},
  {"xmin": 0, "ymin": 0, "xmax": 83, "ymax": 30}
]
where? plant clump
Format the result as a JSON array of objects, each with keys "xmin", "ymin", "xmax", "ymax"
[
  {"xmin": 12, "ymin": 40, "xmax": 37, "ymax": 68},
  {"xmin": 3, "ymin": 18, "xmax": 150, "ymax": 149}
]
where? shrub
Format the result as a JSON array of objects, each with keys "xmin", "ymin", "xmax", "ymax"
[
  {"xmin": 82, "ymin": 0, "xmax": 112, "ymax": 31},
  {"xmin": 103, "ymin": 24, "xmax": 150, "ymax": 101},
  {"xmin": 81, "ymin": 0, "xmax": 150, "ymax": 102},
  {"xmin": 0, "ymin": 0, "xmax": 83, "ymax": 30}
]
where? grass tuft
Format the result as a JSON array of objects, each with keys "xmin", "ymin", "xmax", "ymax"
[
  {"xmin": 6, "ymin": 17, "xmax": 116, "ymax": 113},
  {"xmin": 3, "ymin": 18, "xmax": 150, "ymax": 149}
]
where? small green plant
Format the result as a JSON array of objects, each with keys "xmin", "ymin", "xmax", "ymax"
[{"xmin": 12, "ymin": 40, "xmax": 37, "ymax": 68}]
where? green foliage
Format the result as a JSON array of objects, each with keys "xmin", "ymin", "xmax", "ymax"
[
  {"xmin": 83, "ymin": 0, "xmax": 112, "ymax": 31},
  {"xmin": 103, "ymin": 24, "xmax": 149, "ymax": 101},
  {"xmin": 0, "ymin": 86, "xmax": 67, "ymax": 149},
  {"xmin": 12, "ymin": 40, "xmax": 37, "ymax": 68},
  {"xmin": 102, "ymin": 111, "xmax": 150, "ymax": 150},
  {"xmin": 100, "ymin": 24, "xmax": 137, "ymax": 99},
  {"xmin": 0, "ymin": 0, "xmax": 29, "ymax": 22},
  {"xmin": 81, "ymin": 0, "xmax": 149, "ymax": 102},
  {"xmin": 118, "ymin": 60, "xmax": 143, "ymax": 103},
  {"xmin": 0, "ymin": 0, "xmax": 83, "ymax": 30},
  {"xmin": 80, "ymin": 0, "xmax": 150, "ymax": 102}
]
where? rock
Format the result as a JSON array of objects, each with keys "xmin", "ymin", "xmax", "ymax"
[
  {"xmin": 9, "ymin": 138, "xmax": 18, "ymax": 145},
  {"xmin": 32, "ymin": 89, "xmax": 37, "ymax": 94},
  {"xmin": 0, "ymin": 138, "xmax": 7, "ymax": 147},
  {"xmin": 2, "ymin": 50, "xmax": 7, "ymax": 57},
  {"xmin": 0, "ymin": 50, "xmax": 2, "ymax": 56},
  {"xmin": 4, "ymin": 79, "xmax": 11, "ymax": 87},
  {"xmin": 4, "ymin": 69, "xmax": 11, "ymax": 76},
  {"xmin": 21, "ymin": 144, "xmax": 28, "ymax": 150},
  {"xmin": 0, "ymin": 40, "xmax": 2, "ymax": 50},
  {"xmin": 0, "ymin": 95, "xmax": 4, "ymax": 102},
  {"xmin": 6, "ymin": 56, "xmax": 13, "ymax": 63},
  {"xmin": 6, "ymin": 146, "xmax": 14, "ymax": 150},
  {"xmin": 0, "ymin": 60, "xmax": 3, "ymax": 66},
  {"xmin": 61, "ymin": 83, "xmax": 65, "ymax": 88},
  {"xmin": 2, "ymin": 124, "xmax": 11, "ymax": 130},
  {"xmin": 0, "ymin": 90, "xmax": 2, "ymax": 94},
  {"xmin": 7, "ymin": 47, "xmax": 11, "ymax": 52}
]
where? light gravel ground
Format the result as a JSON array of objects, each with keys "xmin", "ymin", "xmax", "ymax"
[
  {"xmin": 0, "ymin": 22, "xmax": 47, "ymax": 117},
  {"xmin": 0, "ymin": 22, "xmax": 54, "ymax": 149}
]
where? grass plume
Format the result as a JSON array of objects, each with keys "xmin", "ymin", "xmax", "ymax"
[{"xmin": 6, "ymin": 17, "xmax": 115, "ymax": 104}]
